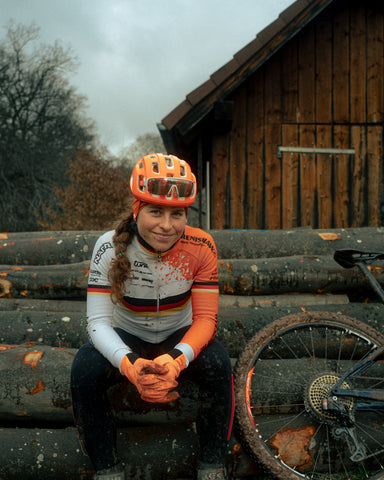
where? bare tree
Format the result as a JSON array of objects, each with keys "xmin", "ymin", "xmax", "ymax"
[
  {"xmin": 0, "ymin": 22, "xmax": 95, "ymax": 231},
  {"xmin": 116, "ymin": 132, "xmax": 166, "ymax": 168}
]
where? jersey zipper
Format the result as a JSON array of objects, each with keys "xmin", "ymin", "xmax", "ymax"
[{"xmin": 156, "ymin": 251, "xmax": 162, "ymax": 320}]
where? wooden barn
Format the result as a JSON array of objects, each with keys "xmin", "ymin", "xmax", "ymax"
[{"xmin": 158, "ymin": 0, "xmax": 384, "ymax": 230}]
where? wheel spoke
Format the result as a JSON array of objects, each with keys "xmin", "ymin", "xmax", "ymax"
[{"xmin": 234, "ymin": 312, "xmax": 384, "ymax": 480}]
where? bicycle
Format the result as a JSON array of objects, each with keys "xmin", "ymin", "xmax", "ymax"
[{"xmin": 233, "ymin": 249, "xmax": 384, "ymax": 480}]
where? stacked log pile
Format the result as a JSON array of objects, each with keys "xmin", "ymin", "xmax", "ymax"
[{"xmin": 2, "ymin": 227, "xmax": 384, "ymax": 479}]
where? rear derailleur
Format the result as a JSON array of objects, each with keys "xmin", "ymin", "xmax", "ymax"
[{"xmin": 323, "ymin": 396, "xmax": 366, "ymax": 462}]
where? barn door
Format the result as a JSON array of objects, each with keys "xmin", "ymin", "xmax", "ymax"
[{"xmin": 280, "ymin": 124, "xmax": 383, "ymax": 229}]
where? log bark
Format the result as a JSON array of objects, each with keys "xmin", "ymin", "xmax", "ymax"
[
  {"xmin": 0, "ymin": 298, "xmax": 86, "ymax": 311},
  {"xmin": 2, "ymin": 302, "xmax": 384, "ymax": 357},
  {"xmin": 1, "ymin": 305, "xmax": 384, "ymax": 424},
  {"xmin": 0, "ymin": 345, "xmax": 76, "ymax": 423},
  {"xmin": 217, "ymin": 255, "xmax": 384, "ymax": 295},
  {"xmin": 217, "ymin": 303, "xmax": 384, "ymax": 358},
  {"xmin": 2, "ymin": 254, "xmax": 383, "ymax": 298},
  {"xmin": 0, "ymin": 261, "xmax": 89, "ymax": 299},
  {"xmin": 211, "ymin": 226, "xmax": 384, "ymax": 259},
  {"xmin": 0, "ymin": 231, "xmax": 98, "ymax": 265},
  {"xmin": 0, "ymin": 292, "xmax": 348, "ymax": 313},
  {"xmin": 0, "ymin": 344, "xmax": 198, "ymax": 424},
  {"xmin": 2, "ymin": 227, "xmax": 384, "ymax": 264},
  {"xmin": 0, "ymin": 311, "xmax": 88, "ymax": 348},
  {"xmin": 0, "ymin": 425, "xmax": 258, "ymax": 479}
]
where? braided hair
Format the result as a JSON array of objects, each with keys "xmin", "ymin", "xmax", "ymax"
[{"xmin": 108, "ymin": 210, "xmax": 136, "ymax": 303}]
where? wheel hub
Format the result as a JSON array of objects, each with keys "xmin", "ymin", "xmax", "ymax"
[{"xmin": 304, "ymin": 372, "xmax": 354, "ymax": 424}]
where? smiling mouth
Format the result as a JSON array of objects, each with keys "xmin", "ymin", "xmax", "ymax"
[{"xmin": 153, "ymin": 233, "xmax": 173, "ymax": 240}]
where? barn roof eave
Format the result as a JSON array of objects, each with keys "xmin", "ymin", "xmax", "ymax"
[{"xmin": 158, "ymin": 0, "xmax": 335, "ymax": 148}]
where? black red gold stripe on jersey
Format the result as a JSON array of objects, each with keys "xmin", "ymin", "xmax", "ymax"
[
  {"xmin": 192, "ymin": 281, "xmax": 219, "ymax": 293},
  {"xmin": 120, "ymin": 290, "xmax": 191, "ymax": 317},
  {"xmin": 88, "ymin": 285, "xmax": 111, "ymax": 296}
]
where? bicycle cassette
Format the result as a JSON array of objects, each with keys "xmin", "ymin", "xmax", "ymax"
[{"xmin": 304, "ymin": 372, "xmax": 355, "ymax": 425}]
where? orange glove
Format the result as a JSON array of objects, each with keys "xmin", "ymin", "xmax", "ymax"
[
  {"xmin": 153, "ymin": 350, "xmax": 186, "ymax": 383},
  {"xmin": 120, "ymin": 354, "xmax": 160, "ymax": 393},
  {"xmin": 141, "ymin": 351, "xmax": 186, "ymax": 403},
  {"xmin": 120, "ymin": 353, "xmax": 178, "ymax": 403},
  {"xmin": 140, "ymin": 375, "xmax": 179, "ymax": 403}
]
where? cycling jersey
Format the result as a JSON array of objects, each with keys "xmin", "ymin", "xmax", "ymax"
[{"xmin": 87, "ymin": 225, "xmax": 219, "ymax": 369}]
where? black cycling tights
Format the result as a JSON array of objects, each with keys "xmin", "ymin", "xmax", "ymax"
[{"xmin": 70, "ymin": 327, "xmax": 234, "ymax": 472}]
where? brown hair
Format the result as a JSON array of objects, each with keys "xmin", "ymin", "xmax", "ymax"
[{"xmin": 108, "ymin": 210, "xmax": 136, "ymax": 303}]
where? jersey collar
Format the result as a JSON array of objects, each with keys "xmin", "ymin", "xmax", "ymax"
[{"xmin": 133, "ymin": 222, "xmax": 183, "ymax": 256}]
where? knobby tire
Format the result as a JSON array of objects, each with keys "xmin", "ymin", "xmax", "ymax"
[{"xmin": 234, "ymin": 311, "xmax": 384, "ymax": 480}]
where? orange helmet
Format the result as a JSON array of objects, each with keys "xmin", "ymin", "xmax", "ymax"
[{"xmin": 130, "ymin": 153, "xmax": 197, "ymax": 206}]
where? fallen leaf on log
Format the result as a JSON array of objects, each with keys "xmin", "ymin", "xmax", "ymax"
[
  {"xmin": 270, "ymin": 425, "xmax": 316, "ymax": 470},
  {"xmin": 0, "ymin": 278, "xmax": 12, "ymax": 297},
  {"xmin": 0, "ymin": 345, "xmax": 20, "ymax": 351},
  {"xmin": 27, "ymin": 379, "xmax": 45, "ymax": 395},
  {"xmin": 23, "ymin": 350, "xmax": 44, "ymax": 368},
  {"xmin": 317, "ymin": 232, "xmax": 341, "ymax": 240}
]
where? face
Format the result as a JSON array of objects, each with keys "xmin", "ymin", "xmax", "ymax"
[{"xmin": 136, "ymin": 204, "xmax": 187, "ymax": 252}]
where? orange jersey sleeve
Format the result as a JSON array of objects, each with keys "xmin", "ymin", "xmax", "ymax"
[{"xmin": 176, "ymin": 229, "xmax": 219, "ymax": 358}]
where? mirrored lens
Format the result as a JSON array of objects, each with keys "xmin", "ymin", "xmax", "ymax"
[{"xmin": 147, "ymin": 178, "xmax": 194, "ymax": 198}]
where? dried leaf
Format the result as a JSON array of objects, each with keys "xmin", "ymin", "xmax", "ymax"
[
  {"xmin": 270, "ymin": 425, "xmax": 316, "ymax": 471},
  {"xmin": 0, "ymin": 344, "xmax": 19, "ymax": 351},
  {"xmin": 318, "ymin": 232, "xmax": 341, "ymax": 241},
  {"xmin": 27, "ymin": 380, "xmax": 45, "ymax": 395},
  {"xmin": 0, "ymin": 278, "xmax": 12, "ymax": 297},
  {"xmin": 23, "ymin": 351, "xmax": 44, "ymax": 368}
]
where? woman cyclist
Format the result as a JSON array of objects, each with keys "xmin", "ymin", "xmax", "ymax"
[{"xmin": 70, "ymin": 154, "xmax": 234, "ymax": 480}]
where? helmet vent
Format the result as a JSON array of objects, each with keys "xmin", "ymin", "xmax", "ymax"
[
  {"xmin": 165, "ymin": 156, "xmax": 174, "ymax": 168},
  {"xmin": 180, "ymin": 165, "xmax": 186, "ymax": 176},
  {"xmin": 138, "ymin": 175, "xmax": 145, "ymax": 192},
  {"xmin": 152, "ymin": 162, "xmax": 160, "ymax": 174}
]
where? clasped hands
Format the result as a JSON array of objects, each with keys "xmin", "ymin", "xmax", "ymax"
[{"xmin": 120, "ymin": 352, "xmax": 186, "ymax": 403}]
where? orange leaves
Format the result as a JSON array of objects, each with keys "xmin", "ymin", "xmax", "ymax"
[
  {"xmin": 0, "ymin": 240, "xmax": 14, "ymax": 248},
  {"xmin": 0, "ymin": 278, "xmax": 12, "ymax": 298},
  {"xmin": 27, "ymin": 380, "xmax": 45, "ymax": 395},
  {"xmin": 317, "ymin": 232, "xmax": 341, "ymax": 241},
  {"xmin": 38, "ymin": 150, "xmax": 132, "ymax": 230},
  {"xmin": 0, "ymin": 345, "xmax": 19, "ymax": 351},
  {"xmin": 23, "ymin": 351, "xmax": 44, "ymax": 368},
  {"xmin": 270, "ymin": 425, "xmax": 316, "ymax": 471}
]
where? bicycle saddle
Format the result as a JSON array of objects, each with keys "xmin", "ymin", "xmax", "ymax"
[{"xmin": 334, "ymin": 249, "xmax": 384, "ymax": 269}]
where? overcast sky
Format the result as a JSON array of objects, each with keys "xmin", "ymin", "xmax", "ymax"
[{"xmin": 3, "ymin": 0, "xmax": 293, "ymax": 154}]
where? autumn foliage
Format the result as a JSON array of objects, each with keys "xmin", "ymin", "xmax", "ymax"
[{"xmin": 39, "ymin": 151, "xmax": 132, "ymax": 230}]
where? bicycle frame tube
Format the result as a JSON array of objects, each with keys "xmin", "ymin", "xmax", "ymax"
[
  {"xmin": 357, "ymin": 262, "xmax": 384, "ymax": 303},
  {"xmin": 332, "ymin": 343, "xmax": 384, "ymax": 402}
]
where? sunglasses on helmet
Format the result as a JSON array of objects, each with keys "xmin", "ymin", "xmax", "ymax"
[{"xmin": 142, "ymin": 177, "xmax": 195, "ymax": 199}]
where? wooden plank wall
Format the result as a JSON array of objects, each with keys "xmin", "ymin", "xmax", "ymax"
[{"xmin": 211, "ymin": 0, "xmax": 384, "ymax": 230}]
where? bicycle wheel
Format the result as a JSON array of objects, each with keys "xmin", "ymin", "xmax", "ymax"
[{"xmin": 234, "ymin": 311, "xmax": 384, "ymax": 480}]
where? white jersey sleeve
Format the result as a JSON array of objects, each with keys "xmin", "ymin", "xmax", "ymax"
[{"xmin": 86, "ymin": 231, "xmax": 131, "ymax": 369}]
